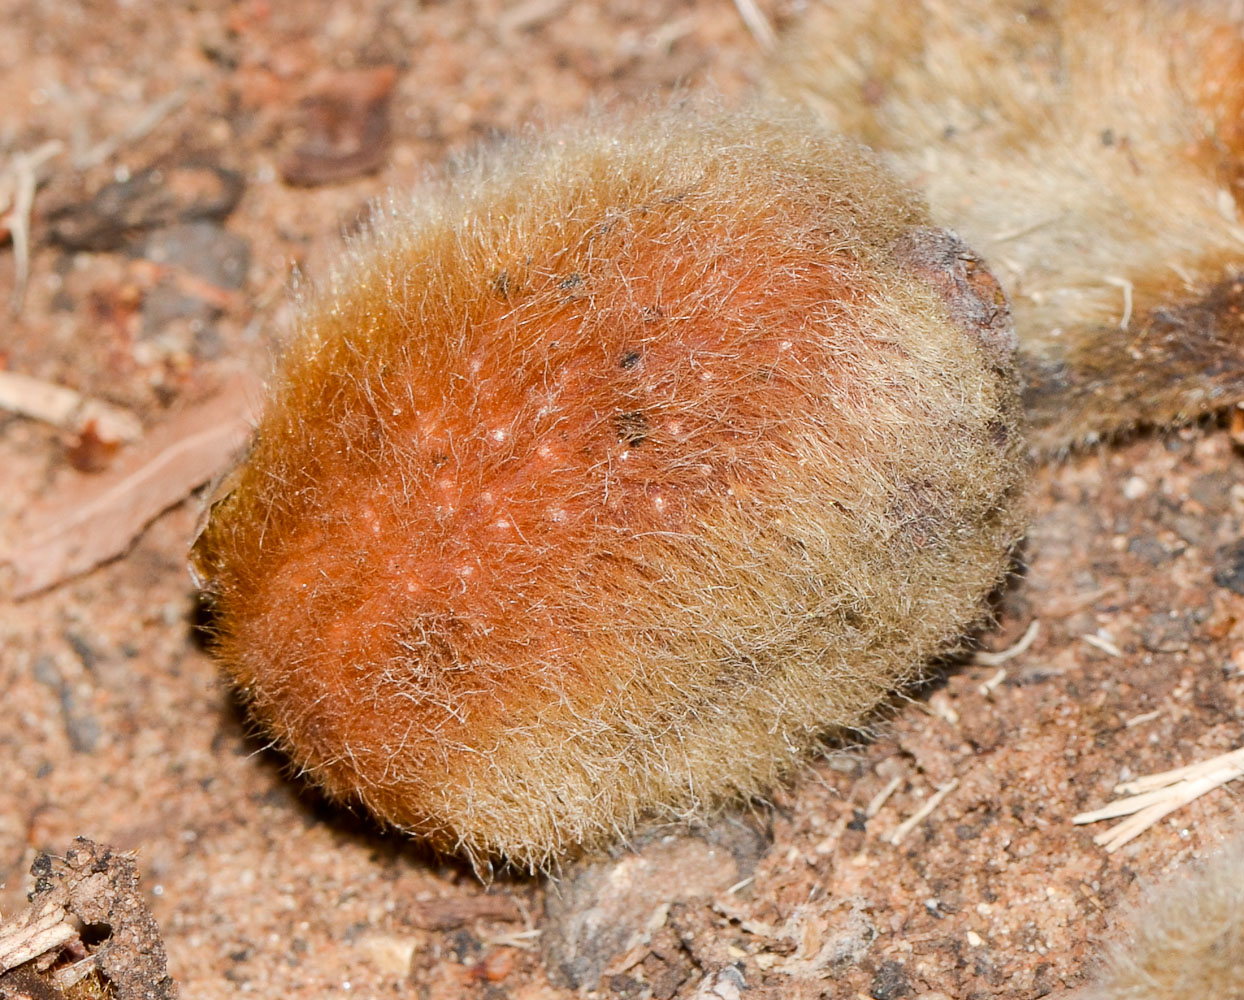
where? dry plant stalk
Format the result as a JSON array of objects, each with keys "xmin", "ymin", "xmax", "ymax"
[
  {"xmin": 1074, "ymin": 747, "xmax": 1244, "ymax": 852},
  {"xmin": 0, "ymin": 838, "xmax": 177, "ymax": 999},
  {"xmin": 0, "ymin": 371, "xmax": 143, "ymax": 444}
]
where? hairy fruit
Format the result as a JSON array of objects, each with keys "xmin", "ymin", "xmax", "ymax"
[{"xmin": 191, "ymin": 105, "xmax": 1026, "ymax": 867}]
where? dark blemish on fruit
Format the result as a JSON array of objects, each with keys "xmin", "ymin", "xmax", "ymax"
[
  {"xmin": 641, "ymin": 306, "xmax": 664, "ymax": 323},
  {"xmin": 613, "ymin": 410, "xmax": 649, "ymax": 447},
  {"xmin": 891, "ymin": 227, "xmax": 1016, "ymax": 367},
  {"xmin": 619, "ymin": 350, "xmax": 642, "ymax": 370},
  {"xmin": 492, "ymin": 272, "xmax": 511, "ymax": 299},
  {"xmin": 559, "ymin": 273, "xmax": 583, "ymax": 290}
]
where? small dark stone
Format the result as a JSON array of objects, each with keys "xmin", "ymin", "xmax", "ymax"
[
  {"xmin": 64, "ymin": 631, "xmax": 100, "ymax": 672},
  {"xmin": 1190, "ymin": 471, "xmax": 1236, "ymax": 514},
  {"xmin": 49, "ymin": 164, "xmax": 245, "ymax": 252},
  {"xmin": 1213, "ymin": 539, "xmax": 1244, "ymax": 595},
  {"xmin": 543, "ymin": 818, "xmax": 768, "ymax": 990},
  {"xmin": 137, "ymin": 223, "xmax": 250, "ymax": 344},
  {"xmin": 647, "ymin": 953, "xmax": 691, "ymax": 1000},
  {"xmin": 1128, "ymin": 535, "xmax": 1174, "ymax": 566},
  {"xmin": 32, "ymin": 654, "xmax": 101, "ymax": 753},
  {"xmin": 140, "ymin": 280, "xmax": 217, "ymax": 342},
  {"xmin": 607, "ymin": 974, "xmax": 645, "ymax": 998},
  {"xmin": 1172, "ymin": 513, "xmax": 1213, "ymax": 548},
  {"xmin": 32, "ymin": 654, "xmax": 61, "ymax": 688},
  {"xmin": 449, "ymin": 929, "xmax": 479, "ymax": 963},
  {"xmin": 1140, "ymin": 611, "xmax": 1193, "ymax": 653},
  {"xmin": 140, "ymin": 221, "xmax": 250, "ymax": 289},
  {"xmin": 870, "ymin": 959, "xmax": 912, "ymax": 999},
  {"xmin": 62, "ymin": 694, "xmax": 103, "ymax": 754},
  {"xmin": 193, "ymin": 325, "xmax": 226, "ymax": 360}
]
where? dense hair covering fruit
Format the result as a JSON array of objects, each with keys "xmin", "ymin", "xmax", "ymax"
[{"xmin": 191, "ymin": 104, "xmax": 1027, "ymax": 868}]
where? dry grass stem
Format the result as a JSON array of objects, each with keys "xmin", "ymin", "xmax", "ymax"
[
  {"xmin": 974, "ymin": 619, "xmax": 1039, "ymax": 666},
  {"xmin": 1082, "ymin": 632, "xmax": 1123, "ymax": 657},
  {"xmin": 731, "ymin": 0, "xmax": 776, "ymax": 50},
  {"xmin": 865, "ymin": 775, "xmax": 903, "ymax": 819},
  {"xmin": 72, "ymin": 87, "xmax": 189, "ymax": 170},
  {"xmin": 1073, "ymin": 747, "xmax": 1244, "ymax": 852},
  {"xmin": 0, "ymin": 370, "xmax": 144, "ymax": 442},
  {"xmin": 1, "ymin": 139, "xmax": 64, "ymax": 314},
  {"xmin": 889, "ymin": 778, "xmax": 960, "ymax": 845}
]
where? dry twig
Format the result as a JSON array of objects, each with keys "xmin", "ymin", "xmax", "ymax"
[
  {"xmin": 890, "ymin": 778, "xmax": 960, "ymax": 845},
  {"xmin": 0, "ymin": 837, "xmax": 177, "ymax": 998},
  {"xmin": 974, "ymin": 619, "xmax": 1039, "ymax": 666},
  {"xmin": 731, "ymin": 0, "xmax": 777, "ymax": 50},
  {"xmin": 0, "ymin": 370, "xmax": 143, "ymax": 443},
  {"xmin": 1, "ymin": 139, "xmax": 64, "ymax": 314},
  {"xmin": 1073, "ymin": 746, "xmax": 1244, "ymax": 851},
  {"xmin": 71, "ymin": 87, "xmax": 189, "ymax": 170}
]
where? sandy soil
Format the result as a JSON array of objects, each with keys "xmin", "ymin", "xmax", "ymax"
[{"xmin": 3, "ymin": 2, "xmax": 1243, "ymax": 998}]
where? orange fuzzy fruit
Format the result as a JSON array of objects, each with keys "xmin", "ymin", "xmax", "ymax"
[{"xmin": 191, "ymin": 104, "xmax": 1027, "ymax": 868}]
